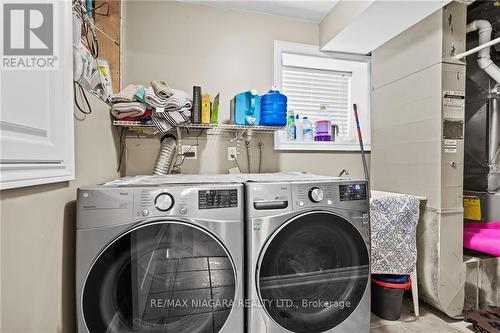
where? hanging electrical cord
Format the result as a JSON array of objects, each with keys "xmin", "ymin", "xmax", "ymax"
[
  {"xmin": 116, "ymin": 127, "xmax": 126, "ymax": 173},
  {"xmin": 257, "ymin": 141, "xmax": 264, "ymax": 173},
  {"xmin": 74, "ymin": 81, "xmax": 92, "ymax": 114},
  {"xmin": 172, "ymin": 129, "xmax": 205, "ymax": 173},
  {"xmin": 231, "ymin": 152, "xmax": 243, "ymax": 173}
]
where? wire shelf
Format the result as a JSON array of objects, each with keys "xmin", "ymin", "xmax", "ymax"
[
  {"xmin": 113, "ymin": 120, "xmax": 284, "ymax": 132},
  {"xmin": 113, "ymin": 120, "xmax": 155, "ymax": 127},
  {"xmin": 181, "ymin": 123, "xmax": 284, "ymax": 131}
]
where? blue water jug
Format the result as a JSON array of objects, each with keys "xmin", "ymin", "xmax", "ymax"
[
  {"xmin": 232, "ymin": 90, "xmax": 260, "ymax": 125},
  {"xmin": 260, "ymin": 87, "xmax": 287, "ymax": 126}
]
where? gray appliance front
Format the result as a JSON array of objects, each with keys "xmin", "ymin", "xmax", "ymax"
[
  {"xmin": 76, "ymin": 184, "xmax": 244, "ymax": 333},
  {"xmin": 245, "ymin": 181, "xmax": 370, "ymax": 333}
]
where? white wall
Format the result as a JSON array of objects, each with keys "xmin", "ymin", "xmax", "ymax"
[
  {"xmin": 0, "ymin": 96, "xmax": 120, "ymax": 332},
  {"xmin": 123, "ymin": 1, "xmax": 369, "ymax": 178}
]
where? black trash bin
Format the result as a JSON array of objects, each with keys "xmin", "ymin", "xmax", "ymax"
[{"xmin": 371, "ymin": 274, "xmax": 411, "ymax": 321}]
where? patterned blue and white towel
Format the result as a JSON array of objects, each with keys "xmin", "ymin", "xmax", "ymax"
[{"xmin": 370, "ymin": 192, "xmax": 421, "ymax": 274}]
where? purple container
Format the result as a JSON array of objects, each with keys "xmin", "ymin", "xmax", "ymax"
[{"xmin": 315, "ymin": 120, "xmax": 331, "ymax": 141}]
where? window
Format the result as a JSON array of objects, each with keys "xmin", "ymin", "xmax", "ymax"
[{"xmin": 273, "ymin": 41, "xmax": 371, "ymax": 151}]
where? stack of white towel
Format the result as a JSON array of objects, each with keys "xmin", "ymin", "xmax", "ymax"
[
  {"xmin": 144, "ymin": 87, "xmax": 192, "ymax": 111},
  {"xmin": 110, "ymin": 81, "xmax": 192, "ymax": 133},
  {"xmin": 110, "ymin": 84, "xmax": 148, "ymax": 119},
  {"xmin": 111, "ymin": 102, "xmax": 148, "ymax": 119}
]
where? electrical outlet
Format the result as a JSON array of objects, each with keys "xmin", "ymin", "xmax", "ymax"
[
  {"xmin": 181, "ymin": 145, "xmax": 197, "ymax": 159},
  {"xmin": 228, "ymin": 146, "xmax": 237, "ymax": 161}
]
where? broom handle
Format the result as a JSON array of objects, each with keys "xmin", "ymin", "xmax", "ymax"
[{"xmin": 353, "ymin": 104, "xmax": 370, "ymax": 185}]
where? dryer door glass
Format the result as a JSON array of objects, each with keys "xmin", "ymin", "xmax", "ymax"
[
  {"xmin": 258, "ymin": 211, "xmax": 369, "ymax": 333},
  {"xmin": 82, "ymin": 221, "xmax": 236, "ymax": 333}
]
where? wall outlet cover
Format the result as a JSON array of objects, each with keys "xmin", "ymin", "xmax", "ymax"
[{"xmin": 181, "ymin": 145, "xmax": 197, "ymax": 159}]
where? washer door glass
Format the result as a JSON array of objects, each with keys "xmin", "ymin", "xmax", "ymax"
[
  {"xmin": 83, "ymin": 221, "xmax": 236, "ymax": 333},
  {"xmin": 258, "ymin": 211, "xmax": 369, "ymax": 333}
]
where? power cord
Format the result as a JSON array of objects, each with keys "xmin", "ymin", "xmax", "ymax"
[
  {"xmin": 172, "ymin": 129, "xmax": 205, "ymax": 173},
  {"xmin": 74, "ymin": 81, "xmax": 92, "ymax": 114},
  {"xmin": 231, "ymin": 152, "xmax": 242, "ymax": 173},
  {"xmin": 116, "ymin": 126, "xmax": 126, "ymax": 173}
]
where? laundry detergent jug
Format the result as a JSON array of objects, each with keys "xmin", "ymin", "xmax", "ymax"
[
  {"xmin": 231, "ymin": 89, "xmax": 260, "ymax": 125},
  {"xmin": 260, "ymin": 87, "xmax": 287, "ymax": 126}
]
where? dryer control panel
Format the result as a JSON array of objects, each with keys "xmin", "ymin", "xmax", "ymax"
[
  {"xmin": 295, "ymin": 182, "xmax": 335, "ymax": 207},
  {"xmin": 198, "ymin": 189, "xmax": 238, "ymax": 209},
  {"xmin": 291, "ymin": 180, "xmax": 368, "ymax": 211},
  {"xmin": 339, "ymin": 183, "xmax": 367, "ymax": 201}
]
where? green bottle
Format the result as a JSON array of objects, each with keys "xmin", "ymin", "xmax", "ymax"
[{"xmin": 286, "ymin": 110, "xmax": 296, "ymax": 140}]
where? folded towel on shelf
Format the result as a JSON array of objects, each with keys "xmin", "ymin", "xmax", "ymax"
[
  {"xmin": 144, "ymin": 87, "xmax": 192, "ymax": 111},
  {"xmin": 164, "ymin": 89, "xmax": 192, "ymax": 111},
  {"xmin": 145, "ymin": 86, "xmax": 168, "ymax": 108},
  {"xmin": 152, "ymin": 108, "xmax": 191, "ymax": 133},
  {"xmin": 111, "ymin": 102, "xmax": 148, "ymax": 119},
  {"xmin": 120, "ymin": 109, "xmax": 153, "ymax": 122},
  {"xmin": 151, "ymin": 80, "xmax": 173, "ymax": 99},
  {"xmin": 110, "ymin": 84, "xmax": 142, "ymax": 103},
  {"xmin": 134, "ymin": 86, "xmax": 146, "ymax": 102}
]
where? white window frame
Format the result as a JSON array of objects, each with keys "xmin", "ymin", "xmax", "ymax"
[{"xmin": 273, "ymin": 41, "xmax": 371, "ymax": 151}]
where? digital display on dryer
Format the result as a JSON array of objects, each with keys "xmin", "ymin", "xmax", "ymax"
[
  {"xmin": 199, "ymin": 189, "xmax": 238, "ymax": 209},
  {"xmin": 339, "ymin": 184, "xmax": 367, "ymax": 201}
]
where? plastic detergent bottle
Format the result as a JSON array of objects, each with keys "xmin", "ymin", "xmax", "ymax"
[
  {"xmin": 287, "ymin": 110, "xmax": 296, "ymax": 140},
  {"xmin": 295, "ymin": 114, "xmax": 304, "ymax": 141},
  {"xmin": 260, "ymin": 86, "xmax": 287, "ymax": 126},
  {"xmin": 302, "ymin": 117, "xmax": 313, "ymax": 141}
]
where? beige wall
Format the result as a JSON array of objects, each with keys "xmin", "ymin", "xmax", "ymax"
[
  {"xmin": 319, "ymin": 1, "xmax": 373, "ymax": 49},
  {"xmin": 124, "ymin": 1, "xmax": 369, "ymax": 178},
  {"xmin": 0, "ymin": 96, "xmax": 120, "ymax": 333}
]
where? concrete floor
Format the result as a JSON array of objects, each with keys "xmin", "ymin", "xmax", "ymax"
[{"xmin": 371, "ymin": 296, "xmax": 474, "ymax": 333}]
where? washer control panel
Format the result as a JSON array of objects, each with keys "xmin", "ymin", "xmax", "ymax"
[
  {"xmin": 295, "ymin": 183, "xmax": 335, "ymax": 207},
  {"xmin": 155, "ymin": 193, "xmax": 174, "ymax": 211},
  {"xmin": 309, "ymin": 187, "xmax": 324, "ymax": 203},
  {"xmin": 132, "ymin": 184, "xmax": 242, "ymax": 220},
  {"xmin": 339, "ymin": 183, "xmax": 367, "ymax": 201},
  {"xmin": 198, "ymin": 189, "xmax": 238, "ymax": 209}
]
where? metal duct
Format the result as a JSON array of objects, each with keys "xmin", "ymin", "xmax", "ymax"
[{"xmin": 153, "ymin": 134, "xmax": 177, "ymax": 175}]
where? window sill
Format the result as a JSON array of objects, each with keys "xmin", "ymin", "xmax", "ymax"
[
  {"xmin": 274, "ymin": 130, "xmax": 371, "ymax": 152},
  {"xmin": 274, "ymin": 138, "xmax": 371, "ymax": 152}
]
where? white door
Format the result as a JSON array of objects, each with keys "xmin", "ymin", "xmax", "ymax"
[{"xmin": 0, "ymin": 0, "xmax": 74, "ymax": 189}]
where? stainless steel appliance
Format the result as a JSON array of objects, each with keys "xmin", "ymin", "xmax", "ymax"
[
  {"xmin": 245, "ymin": 177, "xmax": 370, "ymax": 333},
  {"xmin": 76, "ymin": 176, "xmax": 244, "ymax": 333}
]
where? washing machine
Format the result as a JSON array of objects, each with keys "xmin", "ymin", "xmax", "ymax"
[
  {"xmin": 245, "ymin": 178, "xmax": 370, "ymax": 333},
  {"xmin": 76, "ymin": 175, "xmax": 244, "ymax": 333}
]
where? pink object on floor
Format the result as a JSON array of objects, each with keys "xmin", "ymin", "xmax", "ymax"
[{"xmin": 464, "ymin": 222, "xmax": 500, "ymax": 256}]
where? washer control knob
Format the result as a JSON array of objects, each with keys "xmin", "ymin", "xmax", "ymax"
[
  {"xmin": 141, "ymin": 209, "xmax": 149, "ymax": 216},
  {"xmin": 180, "ymin": 207, "xmax": 188, "ymax": 215},
  {"xmin": 309, "ymin": 187, "xmax": 324, "ymax": 203},
  {"xmin": 155, "ymin": 193, "xmax": 174, "ymax": 211}
]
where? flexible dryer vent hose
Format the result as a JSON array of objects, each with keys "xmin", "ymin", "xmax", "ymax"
[{"xmin": 153, "ymin": 134, "xmax": 177, "ymax": 175}]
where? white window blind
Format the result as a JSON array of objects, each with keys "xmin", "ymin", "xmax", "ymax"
[
  {"xmin": 274, "ymin": 42, "xmax": 370, "ymax": 151},
  {"xmin": 282, "ymin": 65, "xmax": 352, "ymax": 136}
]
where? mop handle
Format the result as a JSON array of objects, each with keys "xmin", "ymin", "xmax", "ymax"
[{"xmin": 353, "ymin": 104, "xmax": 370, "ymax": 184}]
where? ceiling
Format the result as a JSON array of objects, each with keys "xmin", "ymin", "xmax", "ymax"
[{"xmin": 182, "ymin": 1, "xmax": 339, "ymax": 23}]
